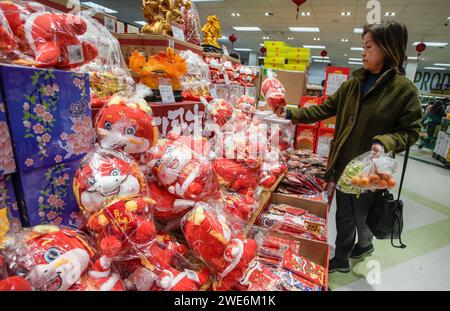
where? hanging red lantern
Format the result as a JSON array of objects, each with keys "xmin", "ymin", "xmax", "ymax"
[
  {"xmin": 416, "ymin": 42, "xmax": 426, "ymax": 56},
  {"xmin": 260, "ymin": 47, "xmax": 267, "ymax": 55},
  {"xmin": 320, "ymin": 50, "xmax": 328, "ymax": 58},
  {"xmin": 292, "ymin": 0, "xmax": 307, "ymax": 20},
  {"xmin": 229, "ymin": 34, "xmax": 237, "ymax": 47}
]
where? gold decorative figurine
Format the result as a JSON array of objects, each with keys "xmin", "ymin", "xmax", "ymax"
[
  {"xmin": 141, "ymin": 0, "xmax": 188, "ymax": 35},
  {"xmin": 201, "ymin": 15, "xmax": 221, "ymax": 50}
]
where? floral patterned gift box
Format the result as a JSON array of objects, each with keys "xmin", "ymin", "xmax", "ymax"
[
  {"xmin": 0, "ymin": 175, "xmax": 22, "ymax": 233},
  {"xmin": 0, "ymin": 64, "xmax": 95, "ymax": 173},
  {"xmin": 12, "ymin": 159, "xmax": 85, "ymax": 228},
  {"xmin": 0, "ymin": 92, "xmax": 16, "ymax": 176}
]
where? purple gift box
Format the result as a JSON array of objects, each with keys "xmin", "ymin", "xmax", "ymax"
[
  {"xmin": 0, "ymin": 64, "xmax": 95, "ymax": 173},
  {"xmin": 0, "ymin": 175, "xmax": 22, "ymax": 233},
  {"xmin": 13, "ymin": 159, "xmax": 85, "ymax": 229},
  {"xmin": 0, "ymin": 91, "xmax": 16, "ymax": 176}
]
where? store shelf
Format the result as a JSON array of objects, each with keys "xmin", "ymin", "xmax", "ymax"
[{"xmin": 204, "ymin": 52, "xmax": 241, "ymax": 64}]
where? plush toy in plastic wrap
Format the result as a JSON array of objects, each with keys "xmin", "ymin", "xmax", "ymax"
[
  {"xmin": 142, "ymin": 134, "xmax": 220, "ymax": 202},
  {"xmin": 213, "ymin": 158, "xmax": 260, "ymax": 195},
  {"xmin": 259, "ymin": 150, "xmax": 287, "ymax": 189},
  {"xmin": 84, "ymin": 196, "xmax": 157, "ymax": 260},
  {"xmin": 182, "ymin": 203, "xmax": 258, "ymax": 290},
  {"xmin": 337, "ymin": 151, "xmax": 398, "ymax": 194},
  {"xmin": 147, "ymin": 181, "xmax": 196, "ymax": 224},
  {"xmin": 95, "ymin": 91, "xmax": 159, "ymax": 163},
  {"xmin": 129, "ymin": 48, "xmax": 187, "ymax": 101},
  {"xmin": 117, "ymin": 232, "xmax": 211, "ymax": 291},
  {"xmin": 261, "ymin": 77, "xmax": 287, "ymax": 115},
  {"xmin": 79, "ymin": 15, "xmax": 135, "ymax": 108},
  {"xmin": 237, "ymin": 95, "xmax": 256, "ymax": 114},
  {"xmin": 73, "ymin": 147, "xmax": 148, "ymax": 214},
  {"xmin": 223, "ymin": 190, "xmax": 259, "ymax": 224},
  {"xmin": 0, "ymin": 225, "xmax": 125, "ymax": 291},
  {"xmin": 9, "ymin": 9, "xmax": 98, "ymax": 69},
  {"xmin": 205, "ymin": 99, "xmax": 234, "ymax": 129}
]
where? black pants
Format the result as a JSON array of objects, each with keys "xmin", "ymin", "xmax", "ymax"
[{"xmin": 334, "ymin": 190, "xmax": 377, "ymax": 261}]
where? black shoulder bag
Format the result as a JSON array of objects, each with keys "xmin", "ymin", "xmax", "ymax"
[{"xmin": 366, "ymin": 146, "xmax": 409, "ymax": 249}]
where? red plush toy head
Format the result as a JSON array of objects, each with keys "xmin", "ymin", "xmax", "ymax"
[
  {"xmin": 144, "ymin": 136, "xmax": 219, "ymax": 201},
  {"xmin": 20, "ymin": 12, "xmax": 98, "ymax": 68},
  {"xmin": 74, "ymin": 148, "xmax": 148, "ymax": 214},
  {"xmin": 1, "ymin": 225, "xmax": 125, "ymax": 291},
  {"xmin": 96, "ymin": 95, "xmax": 158, "ymax": 160}
]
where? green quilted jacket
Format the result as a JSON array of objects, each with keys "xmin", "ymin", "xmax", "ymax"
[{"xmin": 291, "ymin": 68, "xmax": 423, "ymax": 181}]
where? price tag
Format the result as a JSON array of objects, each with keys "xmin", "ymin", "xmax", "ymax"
[
  {"xmin": 222, "ymin": 45, "xmax": 229, "ymax": 56},
  {"xmin": 116, "ymin": 21, "xmax": 125, "ymax": 34},
  {"xmin": 172, "ymin": 24, "xmax": 185, "ymax": 41},
  {"xmin": 209, "ymin": 84, "xmax": 218, "ymax": 99},
  {"xmin": 127, "ymin": 24, "xmax": 139, "ymax": 34},
  {"xmin": 169, "ymin": 39, "xmax": 175, "ymax": 49},
  {"xmin": 159, "ymin": 79, "xmax": 175, "ymax": 104},
  {"xmin": 104, "ymin": 16, "xmax": 116, "ymax": 32},
  {"xmin": 224, "ymin": 72, "xmax": 230, "ymax": 85},
  {"xmin": 67, "ymin": 45, "xmax": 84, "ymax": 64}
]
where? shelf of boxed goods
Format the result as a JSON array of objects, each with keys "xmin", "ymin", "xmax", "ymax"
[
  {"xmin": 203, "ymin": 53, "xmax": 241, "ymax": 65},
  {"xmin": 432, "ymin": 117, "xmax": 450, "ymax": 167}
]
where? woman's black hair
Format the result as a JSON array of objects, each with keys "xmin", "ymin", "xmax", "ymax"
[{"xmin": 363, "ymin": 21, "xmax": 408, "ymax": 75}]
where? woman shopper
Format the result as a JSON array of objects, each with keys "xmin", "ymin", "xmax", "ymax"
[{"xmin": 288, "ymin": 21, "xmax": 422, "ymax": 273}]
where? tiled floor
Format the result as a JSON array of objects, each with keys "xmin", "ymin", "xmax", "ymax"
[{"xmin": 328, "ymin": 155, "xmax": 450, "ymax": 291}]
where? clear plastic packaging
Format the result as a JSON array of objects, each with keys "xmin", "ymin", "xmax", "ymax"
[
  {"xmin": 257, "ymin": 203, "xmax": 326, "ymax": 242},
  {"xmin": 181, "ymin": 202, "xmax": 258, "ymax": 290},
  {"xmin": 261, "ymin": 77, "xmax": 287, "ymax": 114},
  {"xmin": 84, "ymin": 196, "xmax": 157, "ymax": 260},
  {"xmin": 222, "ymin": 190, "xmax": 259, "ymax": 224},
  {"xmin": 212, "ymin": 158, "xmax": 260, "ymax": 195},
  {"xmin": 73, "ymin": 146, "xmax": 149, "ymax": 215},
  {"xmin": 237, "ymin": 95, "xmax": 256, "ymax": 114},
  {"xmin": 337, "ymin": 151, "xmax": 398, "ymax": 194},
  {"xmin": 204, "ymin": 99, "xmax": 234, "ymax": 129},
  {"xmin": 79, "ymin": 14, "xmax": 135, "ymax": 108},
  {"xmin": 0, "ymin": 1, "xmax": 98, "ymax": 69},
  {"xmin": 179, "ymin": 50, "xmax": 211, "ymax": 101},
  {"xmin": 142, "ymin": 134, "xmax": 220, "ymax": 201},
  {"xmin": 117, "ymin": 232, "xmax": 211, "ymax": 291},
  {"xmin": 182, "ymin": 1, "xmax": 202, "ymax": 46},
  {"xmin": 0, "ymin": 224, "xmax": 125, "ymax": 291},
  {"xmin": 95, "ymin": 90, "xmax": 159, "ymax": 163},
  {"xmin": 259, "ymin": 150, "xmax": 287, "ymax": 189}
]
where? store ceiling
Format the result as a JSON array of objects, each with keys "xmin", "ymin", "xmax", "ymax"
[{"xmin": 88, "ymin": 0, "xmax": 450, "ymax": 70}]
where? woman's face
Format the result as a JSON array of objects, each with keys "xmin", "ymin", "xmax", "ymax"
[{"xmin": 362, "ymin": 32, "xmax": 385, "ymax": 73}]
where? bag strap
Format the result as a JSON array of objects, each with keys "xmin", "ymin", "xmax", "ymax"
[
  {"xmin": 391, "ymin": 205, "xmax": 407, "ymax": 249},
  {"xmin": 397, "ymin": 144, "xmax": 410, "ymax": 201}
]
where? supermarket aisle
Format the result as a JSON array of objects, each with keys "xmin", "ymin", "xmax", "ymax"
[{"xmin": 328, "ymin": 155, "xmax": 450, "ymax": 291}]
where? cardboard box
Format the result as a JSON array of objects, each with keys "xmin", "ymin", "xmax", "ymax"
[
  {"xmin": 287, "ymin": 59, "xmax": 310, "ymax": 65},
  {"xmin": 0, "ymin": 64, "xmax": 94, "ymax": 173},
  {"xmin": 149, "ymin": 101, "xmax": 205, "ymax": 138},
  {"xmin": 288, "ymin": 47, "xmax": 310, "ymax": 54},
  {"xmin": 315, "ymin": 128, "xmax": 335, "ymax": 158},
  {"xmin": 264, "ymin": 57, "xmax": 285, "ymax": 65},
  {"xmin": 13, "ymin": 159, "xmax": 83, "ymax": 228},
  {"xmin": 264, "ymin": 64, "xmax": 285, "ymax": 70},
  {"xmin": 284, "ymin": 64, "xmax": 307, "ymax": 72},
  {"xmin": 0, "ymin": 175, "xmax": 22, "ymax": 232},
  {"xmin": 118, "ymin": 33, "xmax": 203, "ymax": 64},
  {"xmin": 295, "ymin": 125, "xmax": 318, "ymax": 151},
  {"xmin": 320, "ymin": 116, "xmax": 337, "ymax": 129},
  {"xmin": 300, "ymin": 96, "xmax": 322, "ymax": 127},
  {"xmin": 287, "ymin": 52, "xmax": 310, "ymax": 60},
  {"xmin": 264, "ymin": 41, "xmax": 290, "ymax": 48},
  {"xmin": 262, "ymin": 69, "xmax": 307, "ymax": 106},
  {"xmin": 266, "ymin": 52, "xmax": 288, "ymax": 59},
  {"xmin": 0, "ymin": 92, "xmax": 15, "ymax": 176},
  {"xmin": 266, "ymin": 46, "xmax": 289, "ymax": 54}
]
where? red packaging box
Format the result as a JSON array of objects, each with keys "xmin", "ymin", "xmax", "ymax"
[
  {"xmin": 299, "ymin": 96, "xmax": 322, "ymax": 128},
  {"xmin": 315, "ymin": 128, "xmax": 335, "ymax": 158},
  {"xmin": 295, "ymin": 125, "xmax": 318, "ymax": 152}
]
